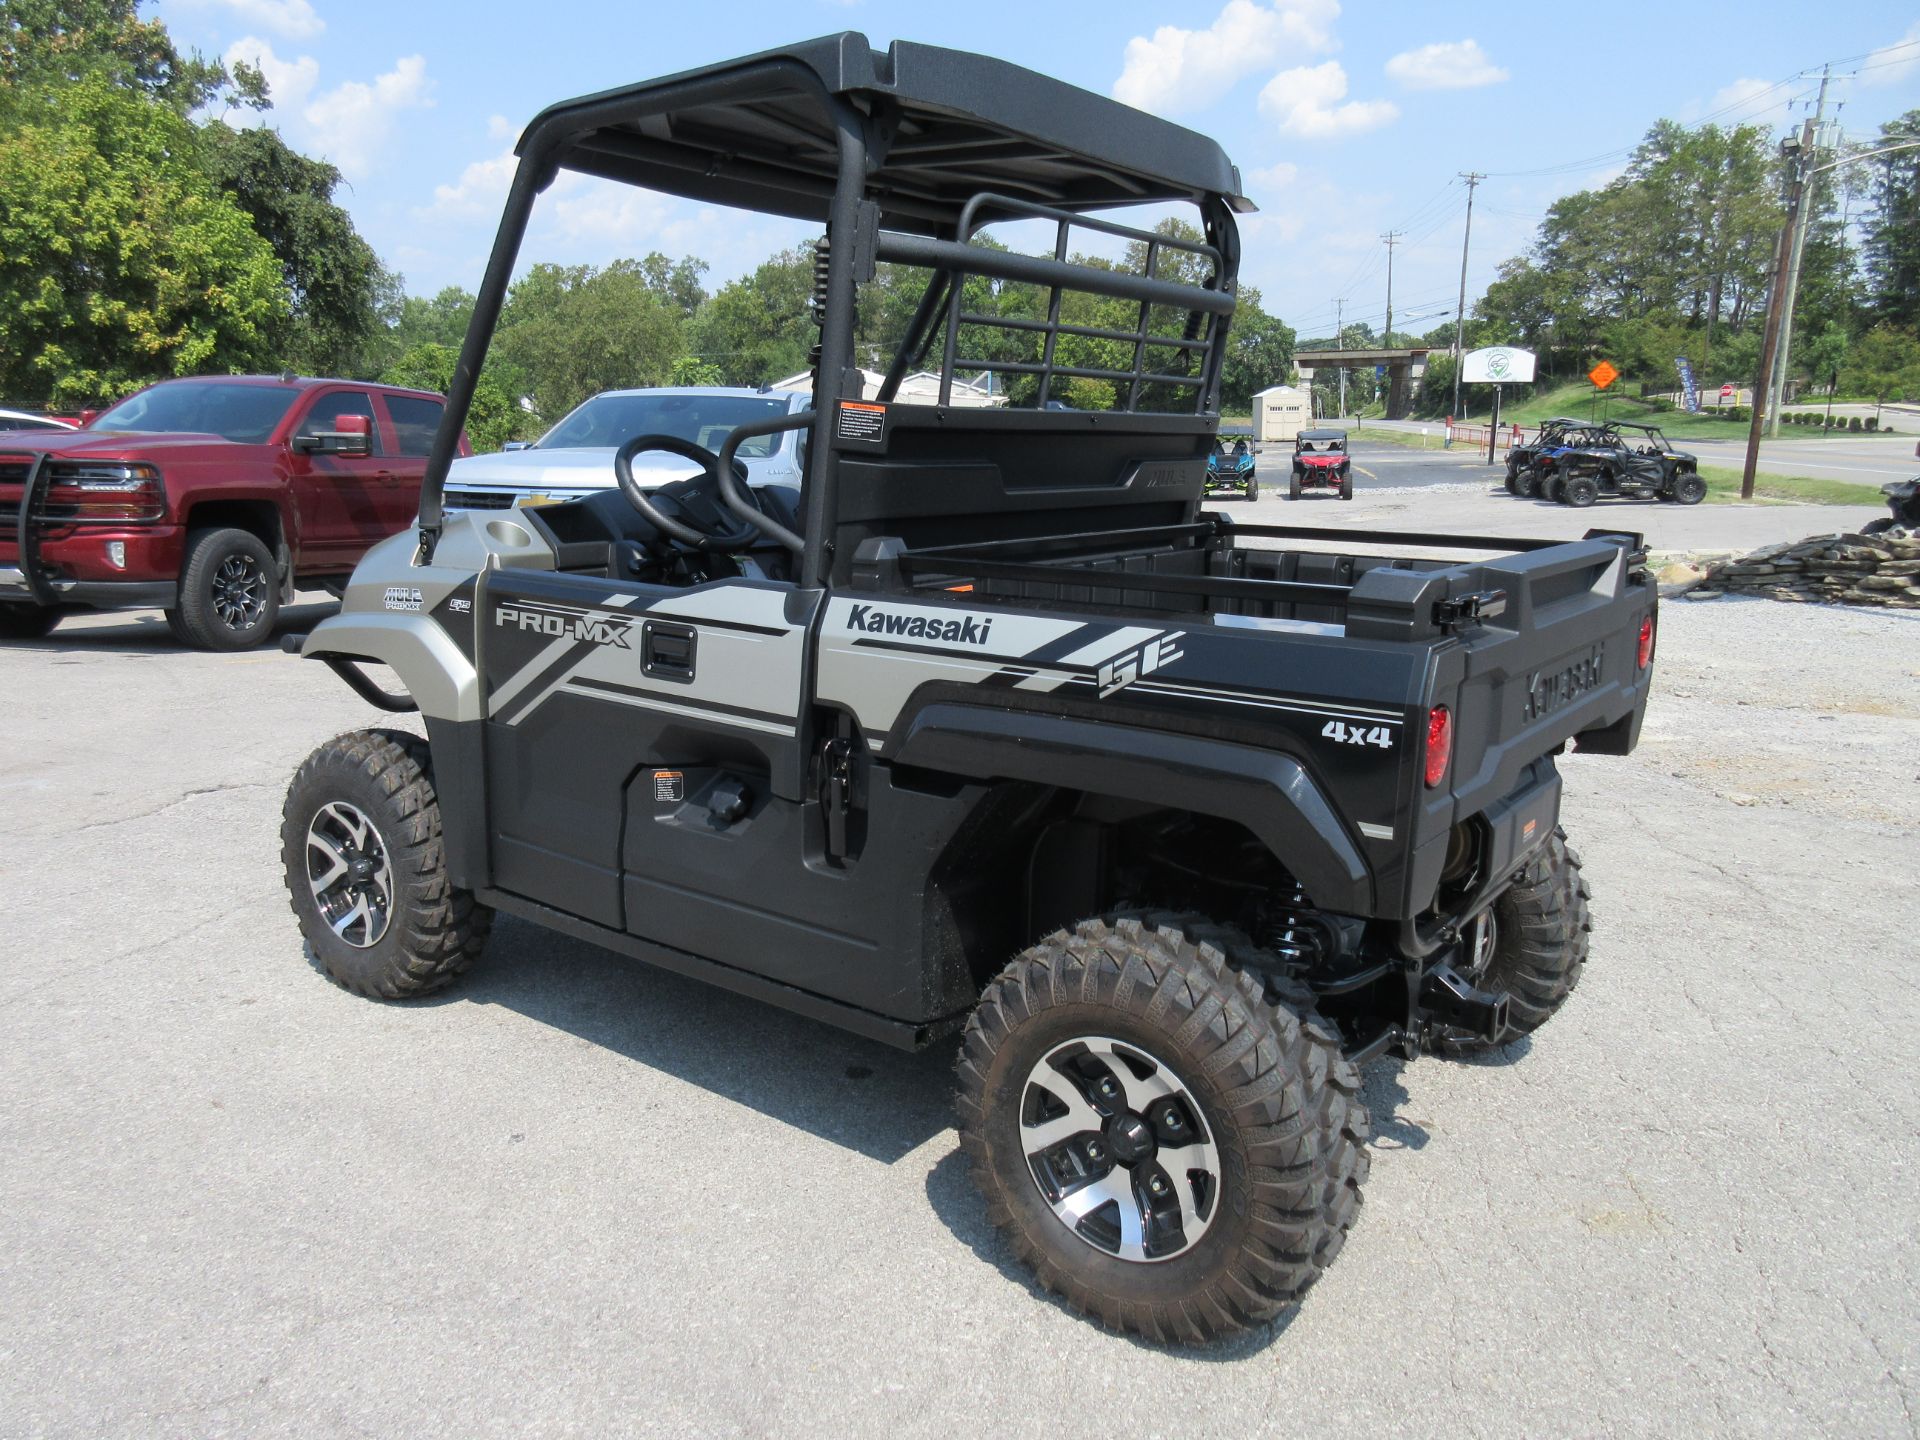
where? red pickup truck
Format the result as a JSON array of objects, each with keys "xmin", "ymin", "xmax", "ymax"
[{"xmin": 0, "ymin": 374, "xmax": 463, "ymax": 649}]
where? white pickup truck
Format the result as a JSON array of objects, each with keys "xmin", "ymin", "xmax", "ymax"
[{"xmin": 442, "ymin": 386, "xmax": 811, "ymax": 513}]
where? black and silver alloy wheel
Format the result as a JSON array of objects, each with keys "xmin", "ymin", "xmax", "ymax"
[
  {"xmin": 957, "ymin": 913, "xmax": 1370, "ymax": 1344},
  {"xmin": 1020, "ymin": 1036, "xmax": 1220, "ymax": 1263},
  {"xmin": 210, "ymin": 551, "xmax": 268, "ymax": 631},
  {"xmin": 304, "ymin": 800, "xmax": 394, "ymax": 948},
  {"xmin": 281, "ymin": 729, "xmax": 493, "ymax": 999}
]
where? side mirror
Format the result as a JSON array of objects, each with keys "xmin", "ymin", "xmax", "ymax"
[
  {"xmin": 501, "ymin": 439, "xmax": 532, "ymax": 451},
  {"xmin": 294, "ymin": 412, "xmax": 373, "ymax": 456}
]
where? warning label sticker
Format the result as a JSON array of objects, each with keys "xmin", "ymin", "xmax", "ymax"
[
  {"xmin": 836, "ymin": 401, "xmax": 886, "ymax": 446},
  {"xmin": 652, "ymin": 770, "xmax": 685, "ymax": 804}
]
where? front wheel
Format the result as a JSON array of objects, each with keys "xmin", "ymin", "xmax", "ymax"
[
  {"xmin": 956, "ymin": 914, "xmax": 1369, "ymax": 1344},
  {"xmin": 1339, "ymin": 475, "xmax": 1353, "ymax": 501},
  {"xmin": 0, "ymin": 603, "xmax": 59, "ymax": 640},
  {"xmin": 176, "ymin": 526, "xmax": 280, "ymax": 650},
  {"xmin": 1288, "ymin": 474, "xmax": 1301, "ymax": 501},
  {"xmin": 281, "ymin": 730, "xmax": 493, "ymax": 999},
  {"xmin": 1431, "ymin": 828, "xmax": 1591, "ymax": 1056},
  {"xmin": 1672, "ymin": 473, "xmax": 1707, "ymax": 505},
  {"xmin": 1562, "ymin": 475, "xmax": 1599, "ymax": 507},
  {"xmin": 1245, "ymin": 476, "xmax": 1259, "ymax": 502}
]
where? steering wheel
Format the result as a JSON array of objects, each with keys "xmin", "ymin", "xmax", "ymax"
[{"xmin": 613, "ymin": 433, "xmax": 766, "ymax": 553}]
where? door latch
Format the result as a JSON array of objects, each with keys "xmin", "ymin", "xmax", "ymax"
[{"xmin": 821, "ymin": 737, "xmax": 855, "ymax": 857}]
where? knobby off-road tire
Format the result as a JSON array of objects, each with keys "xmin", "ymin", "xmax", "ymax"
[
  {"xmin": 281, "ymin": 729, "xmax": 492, "ymax": 999},
  {"xmin": 1562, "ymin": 475, "xmax": 1599, "ymax": 507},
  {"xmin": 1245, "ymin": 476, "xmax": 1259, "ymax": 502},
  {"xmin": 956, "ymin": 913, "xmax": 1370, "ymax": 1344},
  {"xmin": 1339, "ymin": 474, "xmax": 1354, "ymax": 501},
  {"xmin": 1431, "ymin": 827, "xmax": 1592, "ymax": 1057},
  {"xmin": 1673, "ymin": 472, "xmax": 1707, "ymax": 505},
  {"xmin": 1288, "ymin": 473, "xmax": 1302, "ymax": 501},
  {"xmin": 176, "ymin": 526, "xmax": 280, "ymax": 651},
  {"xmin": 0, "ymin": 603, "xmax": 59, "ymax": 640}
]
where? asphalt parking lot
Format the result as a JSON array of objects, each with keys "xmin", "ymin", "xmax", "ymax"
[{"xmin": 2, "ymin": 526, "xmax": 1917, "ymax": 1436}]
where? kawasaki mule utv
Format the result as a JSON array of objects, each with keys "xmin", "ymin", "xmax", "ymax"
[{"xmin": 278, "ymin": 34, "xmax": 1656, "ymax": 1344}]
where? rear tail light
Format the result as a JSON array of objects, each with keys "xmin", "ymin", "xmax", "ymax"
[
  {"xmin": 40, "ymin": 463, "xmax": 165, "ymax": 522},
  {"xmin": 1424, "ymin": 705, "xmax": 1453, "ymax": 788},
  {"xmin": 1637, "ymin": 614, "xmax": 1655, "ymax": 669}
]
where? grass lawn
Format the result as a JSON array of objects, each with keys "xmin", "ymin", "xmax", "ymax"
[
  {"xmin": 1698, "ymin": 466, "xmax": 1879, "ymax": 506},
  {"xmin": 1447, "ymin": 380, "xmax": 1763, "ymax": 442},
  {"xmin": 1348, "ymin": 425, "xmax": 1469, "ymax": 451}
]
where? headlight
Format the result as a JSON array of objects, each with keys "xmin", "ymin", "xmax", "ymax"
[{"xmin": 41, "ymin": 462, "xmax": 166, "ymax": 522}]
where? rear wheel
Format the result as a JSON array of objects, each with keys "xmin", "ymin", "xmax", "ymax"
[
  {"xmin": 1505, "ymin": 470, "xmax": 1524, "ymax": 496},
  {"xmin": 176, "ymin": 526, "xmax": 280, "ymax": 650},
  {"xmin": 956, "ymin": 913, "xmax": 1369, "ymax": 1344},
  {"xmin": 281, "ymin": 729, "xmax": 493, "ymax": 999},
  {"xmin": 1562, "ymin": 475, "xmax": 1599, "ymax": 507},
  {"xmin": 1431, "ymin": 829, "xmax": 1590, "ymax": 1056},
  {"xmin": 0, "ymin": 603, "xmax": 59, "ymax": 640},
  {"xmin": 1672, "ymin": 473, "xmax": 1707, "ymax": 505}
]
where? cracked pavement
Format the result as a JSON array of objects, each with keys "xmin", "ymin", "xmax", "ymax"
[{"xmin": 0, "ymin": 591, "xmax": 1915, "ymax": 1437}]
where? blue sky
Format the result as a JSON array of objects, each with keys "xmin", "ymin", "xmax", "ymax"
[{"xmin": 154, "ymin": 0, "xmax": 1920, "ymax": 342}]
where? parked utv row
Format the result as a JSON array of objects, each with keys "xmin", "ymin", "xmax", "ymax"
[{"xmin": 1505, "ymin": 419, "xmax": 1705, "ymax": 507}]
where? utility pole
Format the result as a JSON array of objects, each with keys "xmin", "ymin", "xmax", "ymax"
[
  {"xmin": 1451, "ymin": 173, "xmax": 1484, "ymax": 420},
  {"xmin": 1381, "ymin": 231, "xmax": 1402, "ymax": 344},
  {"xmin": 1765, "ymin": 66, "xmax": 1831, "ymax": 436},
  {"xmin": 1744, "ymin": 123, "xmax": 1812, "ymax": 498},
  {"xmin": 1334, "ymin": 297, "xmax": 1346, "ymax": 419}
]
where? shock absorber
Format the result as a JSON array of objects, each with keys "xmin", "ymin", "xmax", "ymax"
[
  {"xmin": 807, "ymin": 235, "xmax": 831, "ymax": 385},
  {"xmin": 1263, "ymin": 872, "xmax": 1327, "ymax": 969}
]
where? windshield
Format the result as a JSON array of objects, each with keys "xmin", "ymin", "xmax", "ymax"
[
  {"xmin": 536, "ymin": 393, "xmax": 790, "ymax": 458},
  {"xmin": 92, "ymin": 382, "xmax": 300, "ymax": 444}
]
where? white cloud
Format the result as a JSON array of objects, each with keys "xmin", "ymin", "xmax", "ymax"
[
  {"xmin": 1113, "ymin": 0, "xmax": 1340, "ymax": 113},
  {"xmin": 1384, "ymin": 39, "xmax": 1507, "ymax": 91},
  {"xmin": 223, "ymin": 36, "xmax": 317, "ymax": 113},
  {"xmin": 1252, "ymin": 161, "xmax": 1300, "ymax": 190},
  {"xmin": 486, "ymin": 113, "xmax": 518, "ymax": 142},
  {"xmin": 192, "ymin": 0, "xmax": 324, "ymax": 38},
  {"xmin": 301, "ymin": 55, "xmax": 434, "ymax": 179},
  {"xmin": 1861, "ymin": 22, "xmax": 1920, "ymax": 87},
  {"xmin": 429, "ymin": 147, "xmax": 519, "ymax": 218},
  {"xmin": 1258, "ymin": 61, "xmax": 1397, "ymax": 138}
]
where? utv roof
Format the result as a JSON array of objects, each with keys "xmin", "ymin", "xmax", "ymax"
[
  {"xmin": 515, "ymin": 33, "xmax": 1253, "ymax": 234},
  {"xmin": 1298, "ymin": 428, "xmax": 1349, "ymax": 440}
]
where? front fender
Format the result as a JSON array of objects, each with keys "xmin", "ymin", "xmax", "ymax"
[
  {"xmin": 891, "ymin": 702, "xmax": 1373, "ymax": 914},
  {"xmin": 299, "ymin": 609, "xmax": 480, "ymax": 722}
]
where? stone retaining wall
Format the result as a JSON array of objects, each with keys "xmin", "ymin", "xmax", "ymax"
[{"xmin": 1684, "ymin": 530, "xmax": 1920, "ymax": 608}]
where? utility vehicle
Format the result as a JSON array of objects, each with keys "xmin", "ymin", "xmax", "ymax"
[
  {"xmin": 1288, "ymin": 427, "xmax": 1351, "ymax": 501},
  {"xmin": 1512, "ymin": 423, "xmax": 1618, "ymax": 499},
  {"xmin": 1503, "ymin": 417, "xmax": 1583, "ymax": 492},
  {"xmin": 278, "ymin": 35, "xmax": 1656, "ymax": 1344},
  {"xmin": 1205, "ymin": 437, "xmax": 1257, "ymax": 499},
  {"xmin": 1551, "ymin": 422, "xmax": 1703, "ymax": 508}
]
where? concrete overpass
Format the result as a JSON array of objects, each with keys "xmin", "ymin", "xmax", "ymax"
[{"xmin": 1294, "ymin": 347, "xmax": 1431, "ymax": 420}]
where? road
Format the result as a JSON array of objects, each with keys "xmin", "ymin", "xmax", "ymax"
[
  {"xmin": 1360, "ymin": 419, "xmax": 1918, "ymax": 489},
  {"xmin": 0, "ymin": 556, "xmax": 1915, "ymax": 1437}
]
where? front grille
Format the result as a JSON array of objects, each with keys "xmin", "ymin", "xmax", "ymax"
[
  {"xmin": 442, "ymin": 488, "xmax": 518, "ymax": 511},
  {"xmin": 0, "ymin": 458, "xmax": 27, "ymax": 526}
]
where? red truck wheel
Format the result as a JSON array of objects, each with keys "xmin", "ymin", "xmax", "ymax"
[{"xmin": 175, "ymin": 527, "xmax": 281, "ymax": 651}]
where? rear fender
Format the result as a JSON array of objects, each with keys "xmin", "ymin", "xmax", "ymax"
[{"xmin": 891, "ymin": 702, "xmax": 1373, "ymax": 913}]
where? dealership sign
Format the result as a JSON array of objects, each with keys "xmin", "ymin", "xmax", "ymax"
[{"xmin": 1461, "ymin": 346, "xmax": 1537, "ymax": 384}]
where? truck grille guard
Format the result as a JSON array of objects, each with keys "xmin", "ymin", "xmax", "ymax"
[{"xmin": 2, "ymin": 452, "xmax": 55, "ymax": 604}]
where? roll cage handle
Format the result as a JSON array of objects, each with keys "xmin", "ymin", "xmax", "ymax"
[{"xmin": 715, "ymin": 410, "xmax": 813, "ymax": 554}]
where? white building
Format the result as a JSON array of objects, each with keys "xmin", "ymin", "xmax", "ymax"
[{"xmin": 1251, "ymin": 384, "xmax": 1313, "ymax": 444}]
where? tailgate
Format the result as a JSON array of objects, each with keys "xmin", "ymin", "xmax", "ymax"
[{"xmin": 1441, "ymin": 535, "xmax": 1656, "ymax": 815}]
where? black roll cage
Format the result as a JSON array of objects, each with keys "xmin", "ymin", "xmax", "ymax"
[{"xmin": 414, "ymin": 35, "xmax": 1249, "ymax": 589}]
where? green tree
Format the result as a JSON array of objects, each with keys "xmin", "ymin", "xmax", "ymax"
[
  {"xmin": 668, "ymin": 355, "xmax": 723, "ymax": 386},
  {"xmin": 0, "ymin": 0, "xmax": 228, "ymax": 118},
  {"xmin": 1220, "ymin": 289, "xmax": 1294, "ymax": 413},
  {"xmin": 495, "ymin": 260, "xmax": 684, "ymax": 419},
  {"xmin": 378, "ymin": 342, "xmax": 524, "ymax": 453},
  {"xmin": 1862, "ymin": 110, "xmax": 1920, "ymax": 328},
  {"xmin": 1840, "ymin": 325, "xmax": 1920, "ymax": 418},
  {"xmin": 686, "ymin": 245, "xmax": 816, "ymax": 385},
  {"xmin": 201, "ymin": 123, "xmax": 387, "ymax": 376},
  {"xmin": 0, "ymin": 74, "xmax": 285, "ymax": 404}
]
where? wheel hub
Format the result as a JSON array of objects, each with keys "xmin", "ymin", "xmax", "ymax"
[
  {"xmin": 1018, "ymin": 1036, "xmax": 1221, "ymax": 1264},
  {"xmin": 305, "ymin": 800, "xmax": 394, "ymax": 948},
  {"xmin": 1104, "ymin": 1112, "xmax": 1154, "ymax": 1164}
]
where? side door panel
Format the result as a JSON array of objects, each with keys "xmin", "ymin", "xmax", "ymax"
[
  {"xmin": 288, "ymin": 389, "xmax": 392, "ymax": 569},
  {"xmin": 373, "ymin": 393, "xmax": 443, "ymax": 533}
]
